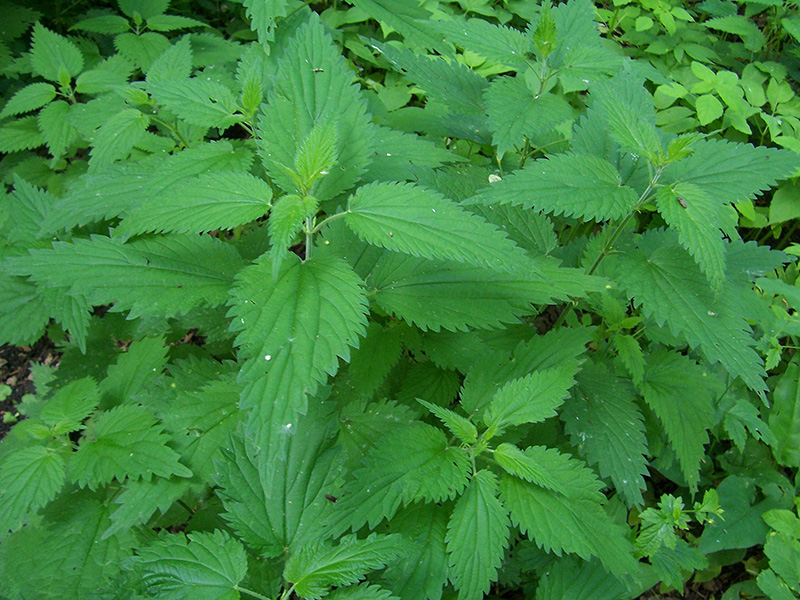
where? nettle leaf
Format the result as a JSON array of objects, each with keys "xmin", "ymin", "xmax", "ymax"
[
  {"xmin": 146, "ymin": 14, "xmax": 207, "ymax": 31},
  {"xmin": 326, "ymin": 583, "xmax": 400, "ymax": 600},
  {"xmin": 0, "ymin": 491, "xmax": 134, "ymax": 600},
  {"xmin": 663, "ymin": 138, "xmax": 800, "ymax": 207},
  {"xmin": 243, "ymin": 0, "xmax": 289, "ymax": 44},
  {"xmin": 268, "ymin": 194, "xmax": 317, "ymax": 280},
  {"xmin": 639, "ymin": 350, "xmax": 715, "ymax": 490},
  {"xmin": 562, "ymin": 363, "xmax": 649, "ymax": 507},
  {"xmin": 614, "ymin": 230, "xmax": 767, "ymax": 394},
  {"xmin": 103, "ymin": 476, "xmax": 190, "ymax": 540},
  {"xmin": 498, "ymin": 446, "xmax": 638, "ymax": 576},
  {"xmin": 418, "ymin": 399, "xmax": 477, "ymax": 444},
  {"xmin": 70, "ymin": 404, "xmax": 192, "ymax": 489},
  {"xmin": 99, "ymin": 336, "xmax": 169, "ymax": 407},
  {"xmin": 119, "ymin": 0, "xmax": 170, "ymax": 20},
  {"xmin": 215, "ymin": 404, "xmax": 341, "ymax": 557},
  {"xmin": 344, "ymin": 322, "xmax": 404, "ymax": 400},
  {"xmin": 590, "ymin": 70, "xmax": 661, "ymax": 159},
  {"xmin": 148, "ymin": 78, "xmax": 242, "ymax": 129},
  {"xmin": 90, "ymin": 108, "xmax": 150, "ymax": 167},
  {"xmin": 383, "ymin": 503, "xmax": 449, "ymax": 600},
  {"xmin": 467, "ymin": 153, "xmax": 639, "ymax": 221},
  {"xmin": 30, "ymin": 22, "xmax": 84, "ymax": 82},
  {"xmin": 0, "ymin": 446, "xmax": 66, "ymax": 533},
  {"xmin": 349, "ymin": 0, "xmax": 444, "ymax": 51},
  {"xmin": 446, "ymin": 470, "xmax": 510, "ymax": 600},
  {"xmin": 37, "ymin": 100, "xmax": 78, "ymax": 157},
  {"xmin": 71, "ymin": 14, "xmax": 131, "ymax": 34},
  {"xmin": 257, "ymin": 18, "xmax": 371, "ymax": 202},
  {"xmin": 0, "ymin": 82, "xmax": 56, "ymax": 119},
  {"xmin": 433, "ymin": 18, "xmax": 530, "ymax": 68},
  {"xmin": 146, "ymin": 36, "xmax": 193, "ymax": 83},
  {"xmin": 346, "ymin": 182, "xmax": 532, "ymax": 273},
  {"xmin": 40, "ymin": 377, "xmax": 100, "ymax": 435},
  {"xmin": 135, "ymin": 530, "xmax": 248, "ymax": 600},
  {"xmin": 369, "ymin": 253, "xmax": 599, "ymax": 332},
  {"xmin": 284, "ymin": 533, "xmax": 406, "ymax": 600},
  {"xmin": 484, "ymin": 80, "xmax": 573, "ymax": 158},
  {"xmin": 325, "ymin": 422, "xmax": 471, "ymax": 536},
  {"xmin": 493, "ymin": 443, "xmax": 565, "ymax": 494},
  {"xmin": 229, "ymin": 252, "xmax": 368, "ymax": 433},
  {"xmin": 115, "ymin": 31, "xmax": 172, "ymax": 72},
  {"xmin": 45, "ymin": 140, "xmax": 253, "ymax": 232},
  {"xmin": 117, "ymin": 171, "xmax": 273, "ymax": 237},
  {"xmin": 7, "ymin": 234, "xmax": 245, "ymax": 319},
  {"xmin": 483, "ymin": 367, "xmax": 574, "ymax": 435},
  {"xmin": 75, "ymin": 55, "xmax": 136, "ymax": 94},
  {"xmin": 0, "ymin": 115, "xmax": 44, "ymax": 152},
  {"xmin": 655, "ymin": 183, "xmax": 726, "ymax": 292},
  {"xmin": 5, "ymin": 175, "xmax": 56, "ymax": 245},
  {"xmin": 295, "ymin": 119, "xmax": 340, "ymax": 188}
]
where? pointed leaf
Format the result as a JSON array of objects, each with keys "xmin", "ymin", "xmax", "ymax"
[
  {"xmin": 30, "ymin": 22, "xmax": 83, "ymax": 82},
  {"xmin": 418, "ymin": 399, "xmax": 477, "ymax": 444},
  {"xmin": 90, "ymin": 108, "xmax": 150, "ymax": 167},
  {"xmin": 0, "ymin": 446, "xmax": 65, "ymax": 532},
  {"xmin": 0, "ymin": 82, "xmax": 56, "ymax": 118}
]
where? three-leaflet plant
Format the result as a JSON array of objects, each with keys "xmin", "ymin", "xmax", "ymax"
[{"xmin": 0, "ymin": 0, "xmax": 799, "ymax": 598}]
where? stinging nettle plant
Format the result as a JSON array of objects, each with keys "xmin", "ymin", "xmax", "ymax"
[{"xmin": 0, "ymin": 0, "xmax": 799, "ymax": 599}]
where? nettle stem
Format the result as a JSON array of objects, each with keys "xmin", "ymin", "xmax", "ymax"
[{"xmin": 552, "ymin": 164, "xmax": 665, "ymax": 330}]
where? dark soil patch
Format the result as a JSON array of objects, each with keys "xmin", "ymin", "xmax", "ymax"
[{"xmin": 0, "ymin": 337, "xmax": 58, "ymax": 438}]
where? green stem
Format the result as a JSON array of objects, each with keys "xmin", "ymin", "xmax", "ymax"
[
  {"xmin": 311, "ymin": 210, "xmax": 349, "ymax": 234},
  {"xmin": 304, "ymin": 218, "xmax": 314, "ymax": 260},
  {"xmin": 278, "ymin": 585, "xmax": 296, "ymax": 600},
  {"xmin": 550, "ymin": 166, "xmax": 665, "ymax": 331},
  {"xmin": 150, "ymin": 116, "xmax": 190, "ymax": 148},
  {"xmin": 236, "ymin": 586, "xmax": 273, "ymax": 600}
]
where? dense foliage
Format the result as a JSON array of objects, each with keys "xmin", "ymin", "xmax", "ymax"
[{"xmin": 1, "ymin": 0, "xmax": 799, "ymax": 598}]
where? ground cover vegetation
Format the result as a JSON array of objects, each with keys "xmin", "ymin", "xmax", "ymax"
[{"xmin": 0, "ymin": 0, "xmax": 799, "ymax": 598}]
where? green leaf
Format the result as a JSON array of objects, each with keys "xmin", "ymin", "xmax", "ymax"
[
  {"xmin": 75, "ymin": 55, "xmax": 136, "ymax": 94},
  {"xmin": 5, "ymin": 175, "xmax": 56, "ymax": 245},
  {"xmin": 372, "ymin": 41, "xmax": 487, "ymax": 117},
  {"xmin": 117, "ymin": 171, "xmax": 273, "ymax": 237},
  {"xmin": 562, "ymin": 363, "xmax": 648, "ymax": 506},
  {"xmin": 655, "ymin": 183, "xmax": 726, "ymax": 291},
  {"xmin": 268, "ymin": 194, "xmax": 316, "ymax": 280},
  {"xmin": 346, "ymin": 181, "xmax": 532, "ymax": 273},
  {"xmin": 148, "ymin": 78, "xmax": 242, "ymax": 129},
  {"xmin": 704, "ymin": 16, "xmax": 765, "ymax": 52},
  {"xmin": 146, "ymin": 14, "xmax": 206, "ymax": 31},
  {"xmin": 0, "ymin": 82, "xmax": 56, "ymax": 119},
  {"xmin": 446, "ymin": 470, "xmax": 510, "ymax": 600},
  {"xmin": 614, "ymin": 230, "xmax": 767, "ymax": 394},
  {"xmin": 40, "ymin": 377, "xmax": 100, "ymax": 435},
  {"xmin": 467, "ymin": 153, "xmax": 639, "ymax": 221},
  {"xmin": 369, "ymin": 252, "xmax": 600, "ymax": 332},
  {"xmin": 0, "ymin": 274, "xmax": 50, "ymax": 346},
  {"xmin": 215, "ymin": 404, "xmax": 341, "ymax": 557},
  {"xmin": 146, "ymin": 37, "xmax": 193, "ymax": 83},
  {"xmin": 242, "ymin": 0, "xmax": 289, "ymax": 43},
  {"xmin": 499, "ymin": 447, "xmax": 638, "ymax": 576},
  {"xmin": 483, "ymin": 367, "xmax": 574, "ymax": 436},
  {"xmin": 639, "ymin": 350, "xmax": 714, "ymax": 490},
  {"xmin": 0, "ymin": 115, "xmax": 44, "ymax": 152},
  {"xmin": 90, "ymin": 108, "xmax": 150, "ymax": 167},
  {"xmin": 30, "ymin": 22, "xmax": 84, "ymax": 82},
  {"xmin": 769, "ymin": 357, "xmax": 800, "ymax": 468},
  {"xmin": 37, "ymin": 100, "xmax": 77, "ymax": 157},
  {"xmin": 99, "ymin": 336, "xmax": 169, "ymax": 407},
  {"xmin": 8, "ymin": 234, "xmax": 245, "ymax": 319},
  {"xmin": 433, "ymin": 17, "xmax": 530, "ymax": 67},
  {"xmin": 119, "ymin": 0, "xmax": 170, "ymax": 19},
  {"xmin": 71, "ymin": 14, "xmax": 131, "ymax": 34},
  {"xmin": 484, "ymin": 79, "xmax": 573, "ymax": 158},
  {"xmin": 229, "ymin": 252, "xmax": 368, "ymax": 435},
  {"xmin": 493, "ymin": 442, "xmax": 566, "ymax": 494},
  {"xmin": 285, "ymin": 534, "xmax": 406, "ymax": 600},
  {"xmin": 103, "ymin": 476, "xmax": 190, "ymax": 540},
  {"xmin": 535, "ymin": 556, "xmax": 637, "ymax": 600},
  {"xmin": 664, "ymin": 139, "xmax": 800, "ymax": 208},
  {"xmin": 695, "ymin": 94, "xmax": 723, "ymax": 125},
  {"xmin": 44, "ymin": 140, "xmax": 253, "ymax": 232},
  {"xmin": 257, "ymin": 19, "xmax": 371, "ymax": 202},
  {"xmin": 349, "ymin": 0, "xmax": 444, "ymax": 51},
  {"xmin": 418, "ymin": 399, "xmax": 477, "ymax": 444},
  {"xmin": 590, "ymin": 71, "xmax": 661, "ymax": 159},
  {"xmin": 0, "ymin": 446, "xmax": 66, "ymax": 532},
  {"xmin": 70, "ymin": 404, "xmax": 192, "ymax": 489},
  {"xmin": 0, "ymin": 492, "xmax": 134, "ymax": 600},
  {"xmin": 344, "ymin": 322, "xmax": 404, "ymax": 400},
  {"xmin": 114, "ymin": 31, "xmax": 172, "ymax": 72},
  {"xmin": 136, "ymin": 530, "xmax": 248, "ymax": 600},
  {"xmin": 326, "ymin": 584, "xmax": 401, "ymax": 600},
  {"xmin": 757, "ymin": 569, "xmax": 796, "ymax": 600},
  {"xmin": 383, "ymin": 503, "xmax": 449, "ymax": 600},
  {"xmin": 325, "ymin": 422, "xmax": 470, "ymax": 536},
  {"xmin": 295, "ymin": 120, "xmax": 340, "ymax": 190}
]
